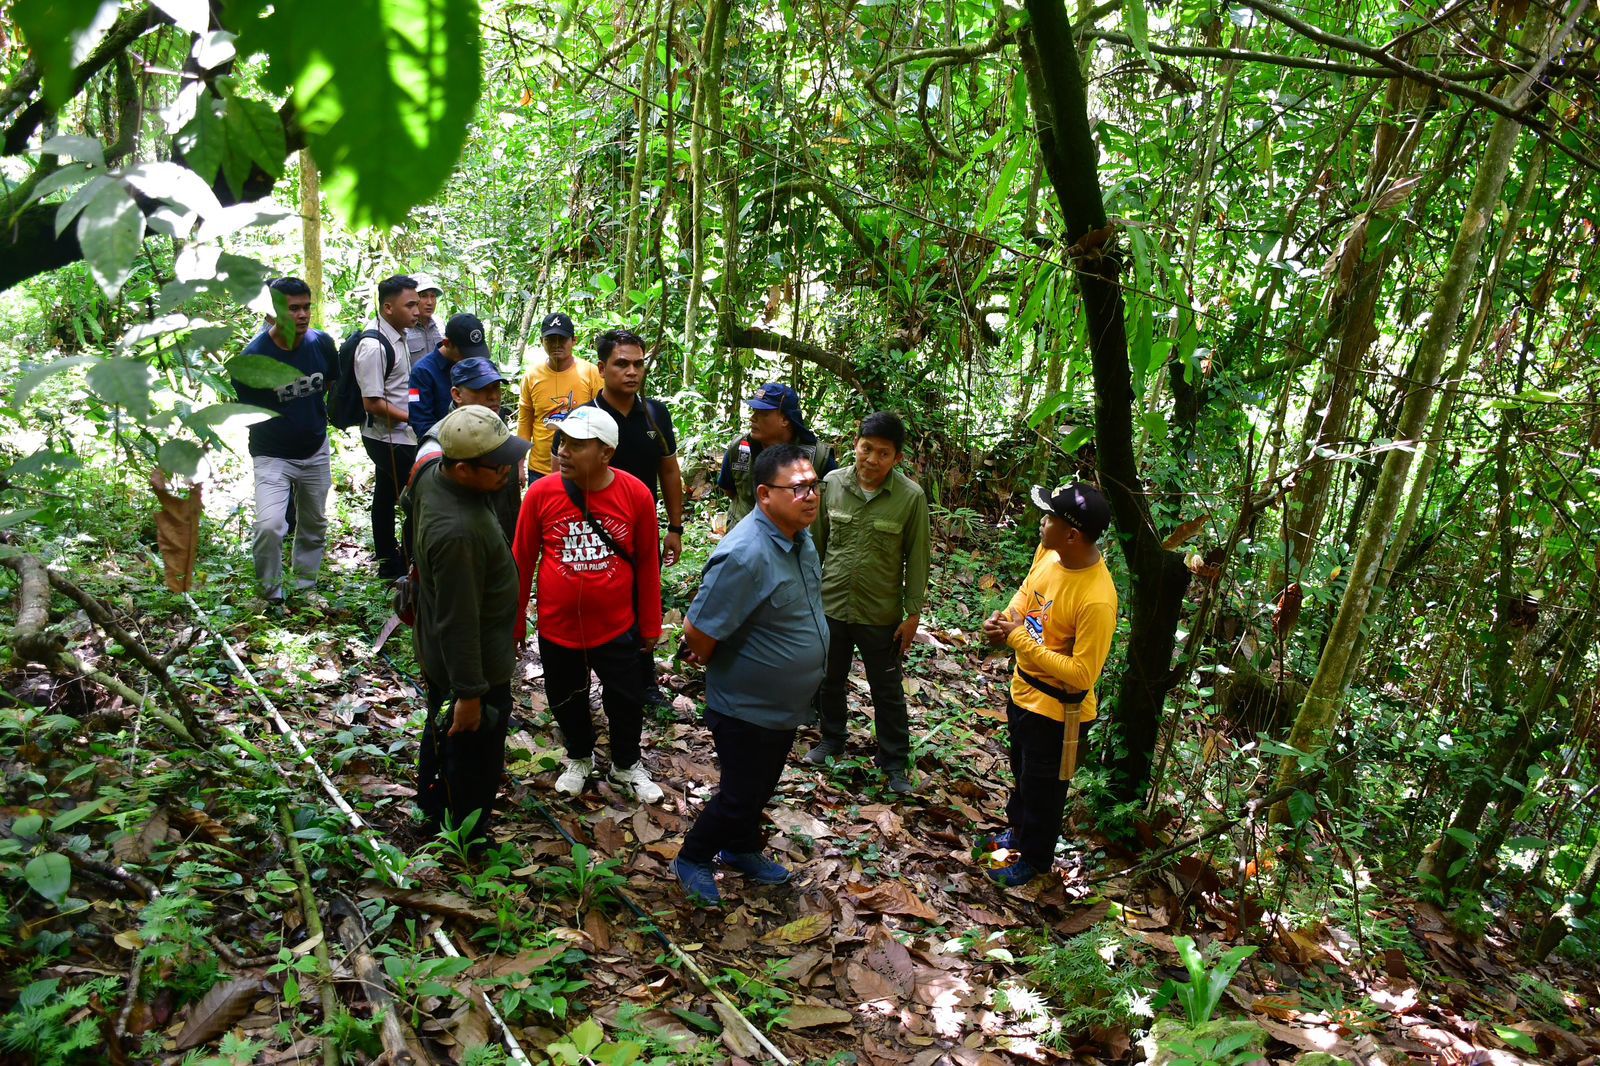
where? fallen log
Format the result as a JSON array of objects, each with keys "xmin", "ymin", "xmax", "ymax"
[{"xmin": 330, "ymin": 896, "xmax": 427, "ymax": 1066}]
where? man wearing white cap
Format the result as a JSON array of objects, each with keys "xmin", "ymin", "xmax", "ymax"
[
  {"xmin": 513, "ymin": 405, "xmax": 665, "ymax": 804},
  {"xmin": 411, "ymin": 405, "xmax": 532, "ymax": 848},
  {"xmin": 405, "ymin": 272, "xmax": 445, "ymax": 367}
]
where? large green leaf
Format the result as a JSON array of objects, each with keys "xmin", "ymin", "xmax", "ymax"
[
  {"xmin": 175, "ymin": 88, "xmax": 287, "ymax": 197},
  {"xmin": 234, "ymin": 0, "xmax": 482, "ymax": 227},
  {"xmin": 11, "ymin": 0, "xmax": 121, "ymax": 108},
  {"xmin": 225, "ymin": 354, "xmax": 302, "ymax": 388},
  {"xmin": 86, "ymin": 358, "xmax": 156, "ymax": 420},
  {"xmin": 76, "ymin": 181, "xmax": 145, "ymax": 295},
  {"xmin": 24, "ymin": 852, "xmax": 71, "ymax": 904},
  {"xmin": 1122, "ymin": 0, "xmax": 1155, "ymax": 65},
  {"xmin": 11, "ymin": 355, "xmax": 102, "ymax": 408},
  {"xmin": 158, "ymin": 439, "xmax": 208, "ymax": 479}
]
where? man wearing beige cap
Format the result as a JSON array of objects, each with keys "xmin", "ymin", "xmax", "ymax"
[
  {"xmin": 411, "ymin": 405, "xmax": 532, "ymax": 848},
  {"xmin": 513, "ymin": 405, "xmax": 665, "ymax": 805}
]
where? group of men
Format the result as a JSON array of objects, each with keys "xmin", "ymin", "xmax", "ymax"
[{"xmin": 233, "ymin": 272, "xmax": 1119, "ymax": 904}]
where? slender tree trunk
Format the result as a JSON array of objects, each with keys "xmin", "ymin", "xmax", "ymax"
[
  {"xmin": 621, "ymin": 1, "xmax": 661, "ymax": 312},
  {"xmin": 1021, "ymin": 1, "xmax": 1191, "ymax": 810},
  {"xmin": 684, "ymin": 0, "xmax": 729, "ymax": 384},
  {"xmin": 300, "ymin": 149, "xmax": 324, "ymax": 328},
  {"xmin": 1274, "ymin": 5, "xmax": 1553, "ymax": 800}
]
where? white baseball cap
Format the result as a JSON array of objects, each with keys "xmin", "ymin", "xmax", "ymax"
[
  {"xmin": 410, "ymin": 271, "xmax": 443, "ymax": 295},
  {"xmin": 549, "ymin": 405, "xmax": 618, "ymax": 448}
]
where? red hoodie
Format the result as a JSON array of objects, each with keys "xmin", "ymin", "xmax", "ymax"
[{"xmin": 512, "ymin": 468, "xmax": 662, "ymax": 649}]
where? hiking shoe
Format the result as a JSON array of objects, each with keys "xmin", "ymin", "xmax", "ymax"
[
  {"xmin": 988, "ymin": 857, "xmax": 1043, "ymax": 887},
  {"xmin": 672, "ymin": 857, "xmax": 721, "ymax": 906},
  {"xmin": 716, "ymin": 850, "xmax": 792, "ymax": 885},
  {"xmin": 985, "ymin": 828, "xmax": 1018, "ymax": 853},
  {"xmin": 885, "ymin": 770, "xmax": 915, "ymax": 796},
  {"xmin": 802, "ymin": 742, "xmax": 842, "ymax": 767},
  {"xmin": 609, "ymin": 762, "xmax": 664, "ymax": 804},
  {"xmin": 554, "ymin": 757, "xmax": 592, "ymax": 797}
]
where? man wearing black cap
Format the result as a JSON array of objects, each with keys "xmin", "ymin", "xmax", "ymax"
[
  {"xmin": 410, "ymin": 312, "xmax": 491, "ymax": 441},
  {"xmin": 981, "ymin": 482, "xmax": 1119, "ymax": 888},
  {"xmin": 411, "ymin": 405, "xmax": 533, "ymax": 848},
  {"xmin": 717, "ymin": 382, "xmax": 837, "ymax": 531},
  {"xmin": 517, "ymin": 311, "xmax": 602, "ymax": 480}
]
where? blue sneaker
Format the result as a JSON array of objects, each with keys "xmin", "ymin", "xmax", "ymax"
[
  {"xmin": 985, "ymin": 828, "xmax": 1017, "ymax": 853},
  {"xmin": 987, "ymin": 858, "xmax": 1043, "ymax": 887},
  {"xmin": 672, "ymin": 857, "xmax": 721, "ymax": 906},
  {"xmin": 716, "ymin": 850, "xmax": 793, "ymax": 885}
]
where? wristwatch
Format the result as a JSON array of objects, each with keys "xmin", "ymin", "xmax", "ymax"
[{"xmin": 666, "ymin": 524, "xmax": 685, "ymax": 534}]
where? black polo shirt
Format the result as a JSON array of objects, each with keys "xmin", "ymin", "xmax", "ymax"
[{"xmin": 587, "ymin": 390, "xmax": 678, "ymax": 501}]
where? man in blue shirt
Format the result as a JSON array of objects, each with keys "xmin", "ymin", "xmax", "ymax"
[
  {"xmin": 673, "ymin": 443, "xmax": 828, "ymax": 906},
  {"xmin": 408, "ymin": 313, "xmax": 490, "ymax": 440},
  {"xmin": 231, "ymin": 277, "xmax": 337, "ymax": 607}
]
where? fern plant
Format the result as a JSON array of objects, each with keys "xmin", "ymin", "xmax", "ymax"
[{"xmin": 0, "ymin": 977, "xmax": 119, "ymax": 1066}]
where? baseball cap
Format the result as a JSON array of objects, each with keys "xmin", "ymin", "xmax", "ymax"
[
  {"xmin": 548, "ymin": 405, "xmax": 618, "ymax": 448},
  {"xmin": 451, "ymin": 356, "xmax": 505, "ymax": 390},
  {"xmin": 540, "ymin": 312, "xmax": 575, "ymax": 338},
  {"xmin": 745, "ymin": 382, "xmax": 798, "ymax": 411},
  {"xmin": 444, "ymin": 313, "xmax": 491, "ymax": 359},
  {"xmin": 410, "ymin": 271, "xmax": 443, "ymax": 295},
  {"xmin": 1030, "ymin": 482, "xmax": 1112, "ymax": 539},
  {"xmin": 436, "ymin": 406, "xmax": 531, "ymax": 468}
]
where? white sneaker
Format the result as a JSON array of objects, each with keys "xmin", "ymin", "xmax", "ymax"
[
  {"xmin": 609, "ymin": 762, "xmax": 664, "ymax": 804},
  {"xmin": 555, "ymin": 757, "xmax": 592, "ymax": 796}
]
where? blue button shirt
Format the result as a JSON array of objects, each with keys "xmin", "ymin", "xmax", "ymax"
[
  {"xmin": 687, "ymin": 506, "xmax": 827, "ymax": 729},
  {"xmin": 408, "ymin": 346, "xmax": 453, "ymax": 440}
]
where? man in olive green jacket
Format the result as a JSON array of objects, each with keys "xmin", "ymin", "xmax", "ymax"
[
  {"xmin": 411, "ymin": 406, "xmax": 531, "ymax": 847},
  {"xmin": 806, "ymin": 412, "xmax": 931, "ymax": 795}
]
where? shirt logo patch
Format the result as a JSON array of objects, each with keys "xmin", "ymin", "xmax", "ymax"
[
  {"xmin": 1024, "ymin": 593, "xmax": 1053, "ymax": 644},
  {"xmin": 407, "ymin": 387, "xmax": 420, "ymax": 402},
  {"xmin": 559, "ymin": 518, "xmax": 624, "ymax": 574}
]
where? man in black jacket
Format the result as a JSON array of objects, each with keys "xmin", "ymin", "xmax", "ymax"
[{"xmin": 411, "ymin": 405, "xmax": 531, "ymax": 847}]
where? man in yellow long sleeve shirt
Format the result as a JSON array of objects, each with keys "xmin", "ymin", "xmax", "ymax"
[{"xmin": 982, "ymin": 482, "xmax": 1118, "ymax": 887}]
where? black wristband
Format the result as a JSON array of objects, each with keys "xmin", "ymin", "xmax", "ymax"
[{"xmin": 666, "ymin": 524, "xmax": 685, "ymax": 534}]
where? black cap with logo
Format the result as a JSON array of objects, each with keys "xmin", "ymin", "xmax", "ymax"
[
  {"xmin": 444, "ymin": 313, "xmax": 491, "ymax": 359},
  {"xmin": 1029, "ymin": 482, "xmax": 1112, "ymax": 540},
  {"xmin": 540, "ymin": 312, "xmax": 575, "ymax": 339}
]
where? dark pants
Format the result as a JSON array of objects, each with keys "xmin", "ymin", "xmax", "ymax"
[
  {"xmin": 1004, "ymin": 699, "xmax": 1077, "ymax": 871},
  {"xmin": 681, "ymin": 709, "xmax": 797, "ymax": 863},
  {"xmin": 362, "ymin": 437, "xmax": 417, "ymax": 577},
  {"xmin": 417, "ymin": 679, "xmax": 512, "ymax": 843},
  {"xmin": 817, "ymin": 617, "xmax": 910, "ymax": 768},
  {"xmin": 540, "ymin": 633, "xmax": 646, "ymax": 769}
]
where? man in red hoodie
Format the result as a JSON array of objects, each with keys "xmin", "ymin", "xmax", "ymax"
[{"xmin": 514, "ymin": 406, "xmax": 665, "ymax": 804}]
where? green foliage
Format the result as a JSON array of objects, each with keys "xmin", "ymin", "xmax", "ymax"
[
  {"xmin": 1160, "ymin": 1029, "xmax": 1267, "ymax": 1066},
  {"xmin": 1006, "ymin": 922, "xmax": 1156, "ymax": 1039},
  {"xmin": 1154, "ymin": 936, "xmax": 1258, "ymax": 1028},
  {"xmin": 540, "ymin": 842, "xmax": 626, "ymax": 913},
  {"xmin": 0, "ymin": 977, "xmax": 119, "ymax": 1066}
]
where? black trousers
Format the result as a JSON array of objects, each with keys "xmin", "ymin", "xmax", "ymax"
[
  {"xmin": 1003, "ymin": 699, "xmax": 1084, "ymax": 871},
  {"xmin": 817, "ymin": 617, "xmax": 910, "ymax": 768},
  {"xmin": 417, "ymin": 679, "xmax": 512, "ymax": 843},
  {"xmin": 362, "ymin": 437, "xmax": 417, "ymax": 577},
  {"xmin": 540, "ymin": 632, "xmax": 646, "ymax": 769},
  {"xmin": 681, "ymin": 709, "xmax": 797, "ymax": 863}
]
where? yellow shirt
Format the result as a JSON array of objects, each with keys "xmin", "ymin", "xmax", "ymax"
[
  {"xmin": 516, "ymin": 358, "xmax": 604, "ymax": 474},
  {"xmin": 1005, "ymin": 546, "xmax": 1118, "ymax": 722}
]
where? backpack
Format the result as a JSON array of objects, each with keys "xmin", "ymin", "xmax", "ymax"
[{"xmin": 330, "ymin": 329, "xmax": 396, "ymax": 430}]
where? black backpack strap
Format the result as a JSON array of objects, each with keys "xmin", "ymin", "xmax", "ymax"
[
  {"xmin": 1017, "ymin": 668, "xmax": 1087, "ymax": 706},
  {"xmin": 560, "ymin": 477, "xmax": 633, "ymax": 568}
]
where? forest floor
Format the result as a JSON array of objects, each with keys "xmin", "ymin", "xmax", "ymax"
[{"xmin": 4, "ymin": 449, "xmax": 1600, "ymax": 1066}]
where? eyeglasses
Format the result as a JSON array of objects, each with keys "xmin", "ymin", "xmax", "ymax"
[{"xmin": 763, "ymin": 480, "xmax": 820, "ymax": 499}]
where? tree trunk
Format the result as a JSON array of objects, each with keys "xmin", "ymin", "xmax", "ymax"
[
  {"xmin": 683, "ymin": 0, "xmax": 728, "ymax": 385},
  {"xmin": 1273, "ymin": 7, "xmax": 1552, "ymax": 801},
  {"xmin": 620, "ymin": 3, "xmax": 660, "ymax": 313},
  {"xmin": 1020, "ymin": 1, "xmax": 1191, "ymax": 810},
  {"xmin": 300, "ymin": 149, "xmax": 324, "ymax": 328}
]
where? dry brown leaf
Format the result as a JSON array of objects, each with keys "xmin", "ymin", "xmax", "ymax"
[
  {"xmin": 174, "ymin": 977, "xmax": 270, "ymax": 1049},
  {"xmin": 862, "ymin": 924, "xmax": 916, "ymax": 994},
  {"xmin": 759, "ymin": 913, "xmax": 831, "ymax": 946},
  {"xmin": 467, "ymin": 945, "xmax": 566, "ymax": 980},
  {"xmin": 632, "ymin": 806, "xmax": 663, "ymax": 844},
  {"xmin": 844, "ymin": 880, "xmax": 939, "ymax": 922},
  {"xmin": 360, "ymin": 885, "xmax": 494, "ymax": 923},
  {"xmin": 847, "ymin": 962, "xmax": 899, "ymax": 1003},
  {"xmin": 1161, "ymin": 514, "xmax": 1210, "ymax": 550},
  {"xmin": 113, "ymin": 806, "xmax": 169, "ymax": 864},
  {"xmin": 779, "ymin": 1003, "xmax": 855, "ymax": 1030},
  {"xmin": 769, "ymin": 805, "xmax": 834, "ymax": 840}
]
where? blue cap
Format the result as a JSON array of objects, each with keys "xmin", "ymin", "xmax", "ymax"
[
  {"xmin": 451, "ymin": 356, "xmax": 505, "ymax": 390},
  {"xmin": 745, "ymin": 382, "xmax": 800, "ymax": 413}
]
